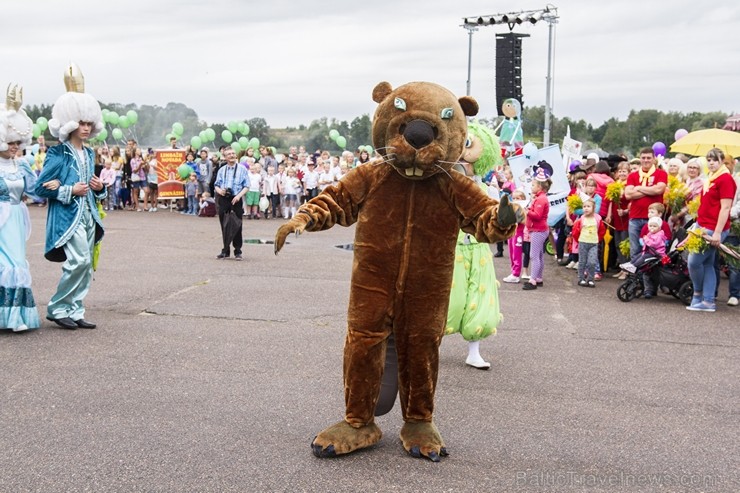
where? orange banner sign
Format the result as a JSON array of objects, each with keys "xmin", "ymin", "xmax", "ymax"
[{"xmin": 155, "ymin": 149, "xmax": 187, "ymax": 199}]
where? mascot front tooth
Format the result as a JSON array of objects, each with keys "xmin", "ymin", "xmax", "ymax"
[{"xmin": 275, "ymin": 81, "xmax": 522, "ymax": 462}]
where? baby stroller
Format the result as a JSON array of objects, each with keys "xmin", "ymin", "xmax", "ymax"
[{"xmin": 617, "ymin": 228, "xmax": 693, "ymax": 305}]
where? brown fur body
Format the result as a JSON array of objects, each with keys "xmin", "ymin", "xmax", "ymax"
[{"xmin": 275, "ymin": 81, "xmax": 518, "ymax": 461}]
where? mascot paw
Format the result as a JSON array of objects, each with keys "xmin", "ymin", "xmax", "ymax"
[
  {"xmin": 274, "ymin": 220, "xmax": 307, "ymax": 255},
  {"xmin": 497, "ymin": 195, "xmax": 523, "ymax": 228},
  {"xmin": 400, "ymin": 422, "xmax": 448, "ymax": 462},
  {"xmin": 310, "ymin": 421, "xmax": 382, "ymax": 458}
]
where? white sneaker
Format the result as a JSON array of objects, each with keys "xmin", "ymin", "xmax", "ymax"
[
  {"xmin": 521, "ymin": 273, "xmax": 531, "ymax": 280},
  {"xmin": 151, "ymin": 207, "xmax": 157, "ymax": 212},
  {"xmin": 12, "ymin": 324, "xmax": 28, "ymax": 332},
  {"xmin": 568, "ymin": 262, "xmax": 578, "ymax": 269},
  {"xmin": 503, "ymin": 274, "xmax": 520, "ymax": 283},
  {"xmin": 728, "ymin": 296, "xmax": 739, "ymax": 306},
  {"xmin": 465, "ymin": 355, "xmax": 491, "ymax": 370}
]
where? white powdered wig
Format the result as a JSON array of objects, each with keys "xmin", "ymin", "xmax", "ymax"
[
  {"xmin": 48, "ymin": 91, "xmax": 103, "ymax": 142},
  {"xmin": 0, "ymin": 104, "xmax": 33, "ymax": 151}
]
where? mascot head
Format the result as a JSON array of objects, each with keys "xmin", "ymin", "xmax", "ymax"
[
  {"xmin": 48, "ymin": 63, "xmax": 104, "ymax": 142},
  {"xmin": 459, "ymin": 121, "xmax": 503, "ymax": 177},
  {"xmin": 0, "ymin": 84, "xmax": 34, "ymax": 152},
  {"xmin": 371, "ymin": 81, "xmax": 478, "ymax": 180}
]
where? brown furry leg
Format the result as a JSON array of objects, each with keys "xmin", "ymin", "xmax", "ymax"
[
  {"xmin": 399, "ymin": 421, "xmax": 448, "ymax": 462},
  {"xmin": 311, "ymin": 421, "xmax": 383, "ymax": 458}
]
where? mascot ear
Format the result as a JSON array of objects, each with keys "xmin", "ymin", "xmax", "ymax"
[
  {"xmin": 372, "ymin": 82, "xmax": 394, "ymax": 103},
  {"xmin": 459, "ymin": 96, "xmax": 479, "ymax": 117}
]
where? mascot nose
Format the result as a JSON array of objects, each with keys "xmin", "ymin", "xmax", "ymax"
[{"xmin": 402, "ymin": 120, "xmax": 436, "ymax": 149}]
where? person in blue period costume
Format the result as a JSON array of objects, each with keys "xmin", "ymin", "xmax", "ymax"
[
  {"xmin": 0, "ymin": 84, "xmax": 41, "ymax": 332},
  {"xmin": 34, "ymin": 64, "xmax": 106, "ymax": 330},
  {"xmin": 495, "ymin": 98, "xmax": 524, "ymax": 156}
]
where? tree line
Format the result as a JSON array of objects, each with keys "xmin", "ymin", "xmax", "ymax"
[{"xmin": 22, "ymin": 101, "xmax": 729, "ymax": 156}]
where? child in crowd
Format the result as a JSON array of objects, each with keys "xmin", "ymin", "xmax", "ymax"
[
  {"xmin": 620, "ymin": 216, "xmax": 667, "ymax": 274},
  {"xmin": 183, "ymin": 172, "xmax": 198, "ymax": 215},
  {"xmin": 318, "ymin": 161, "xmax": 335, "ymax": 192},
  {"xmin": 640, "ymin": 202, "xmax": 672, "ymax": 243},
  {"xmin": 523, "ymin": 169, "xmax": 551, "ymax": 290},
  {"xmin": 572, "ymin": 198, "xmax": 606, "ymax": 287},
  {"xmin": 609, "ymin": 161, "xmax": 631, "ymax": 279},
  {"xmin": 198, "ymin": 191, "xmax": 216, "ymax": 217},
  {"xmin": 281, "ymin": 167, "xmax": 302, "ymax": 219},
  {"xmin": 246, "ymin": 163, "xmax": 263, "ymax": 219},
  {"xmin": 302, "ymin": 160, "xmax": 319, "ymax": 200},
  {"xmin": 503, "ymin": 190, "xmax": 527, "ymax": 283},
  {"xmin": 99, "ymin": 159, "xmax": 116, "ymax": 211},
  {"xmin": 263, "ymin": 165, "xmax": 280, "ymax": 219}
]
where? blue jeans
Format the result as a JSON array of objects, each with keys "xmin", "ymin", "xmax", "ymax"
[
  {"xmin": 688, "ymin": 229, "xmax": 729, "ymax": 303},
  {"xmin": 187, "ymin": 195, "xmax": 197, "ymax": 214},
  {"xmin": 628, "ymin": 218, "xmax": 648, "ymax": 262}
]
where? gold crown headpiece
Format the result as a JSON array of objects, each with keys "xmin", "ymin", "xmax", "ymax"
[
  {"xmin": 63, "ymin": 62, "xmax": 85, "ymax": 93},
  {"xmin": 6, "ymin": 84, "xmax": 23, "ymax": 111}
]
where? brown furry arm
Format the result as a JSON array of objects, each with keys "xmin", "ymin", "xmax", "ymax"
[
  {"xmin": 447, "ymin": 174, "xmax": 520, "ymax": 243},
  {"xmin": 274, "ymin": 166, "xmax": 372, "ymax": 254}
]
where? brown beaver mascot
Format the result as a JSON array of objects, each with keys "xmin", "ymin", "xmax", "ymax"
[{"xmin": 274, "ymin": 81, "xmax": 521, "ymax": 462}]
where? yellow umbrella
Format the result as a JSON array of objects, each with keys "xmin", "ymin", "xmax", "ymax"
[{"xmin": 670, "ymin": 128, "xmax": 740, "ymax": 157}]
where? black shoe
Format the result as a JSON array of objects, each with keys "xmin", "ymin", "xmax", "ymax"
[
  {"xmin": 493, "ymin": 252, "xmax": 504, "ymax": 258},
  {"xmin": 522, "ymin": 282, "xmax": 537, "ymax": 290},
  {"xmin": 558, "ymin": 258, "xmax": 570, "ymax": 266},
  {"xmin": 74, "ymin": 319, "xmax": 96, "ymax": 329},
  {"xmin": 536, "ymin": 281, "xmax": 544, "ymax": 287},
  {"xmin": 234, "ymin": 254, "xmax": 243, "ymax": 261},
  {"xmin": 216, "ymin": 252, "xmax": 229, "ymax": 259},
  {"xmin": 46, "ymin": 316, "xmax": 77, "ymax": 330}
]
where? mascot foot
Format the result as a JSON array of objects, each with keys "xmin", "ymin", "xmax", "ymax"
[
  {"xmin": 497, "ymin": 195, "xmax": 525, "ymax": 228},
  {"xmin": 311, "ymin": 421, "xmax": 382, "ymax": 458},
  {"xmin": 465, "ymin": 354, "xmax": 491, "ymax": 370},
  {"xmin": 400, "ymin": 422, "xmax": 449, "ymax": 462}
]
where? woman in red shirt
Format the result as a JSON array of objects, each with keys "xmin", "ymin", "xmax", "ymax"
[
  {"xmin": 523, "ymin": 170, "xmax": 551, "ymax": 291},
  {"xmin": 686, "ymin": 148, "xmax": 737, "ymax": 312}
]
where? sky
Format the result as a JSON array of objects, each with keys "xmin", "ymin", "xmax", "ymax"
[{"xmin": 3, "ymin": 0, "xmax": 739, "ymax": 135}]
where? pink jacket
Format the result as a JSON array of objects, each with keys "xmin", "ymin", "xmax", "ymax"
[
  {"xmin": 642, "ymin": 230, "xmax": 667, "ymax": 256},
  {"xmin": 526, "ymin": 191, "xmax": 549, "ymax": 232}
]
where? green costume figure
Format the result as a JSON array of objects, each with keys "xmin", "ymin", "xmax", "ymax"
[{"xmin": 446, "ymin": 122, "xmax": 505, "ymax": 369}]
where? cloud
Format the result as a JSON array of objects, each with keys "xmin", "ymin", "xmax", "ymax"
[{"xmin": 3, "ymin": 0, "xmax": 739, "ymax": 130}]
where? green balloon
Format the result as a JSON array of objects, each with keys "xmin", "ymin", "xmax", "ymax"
[
  {"xmin": 199, "ymin": 130, "xmax": 208, "ymax": 143},
  {"xmin": 119, "ymin": 116, "xmax": 130, "ymax": 128},
  {"xmin": 238, "ymin": 136, "xmax": 249, "ymax": 148},
  {"xmin": 98, "ymin": 128, "xmax": 108, "ymax": 141},
  {"xmin": 365, "ymin": 145, "xmax": 373, "ymax": 154},
  {"xmin": 101, "ymin": 109, "xmax": 109, "ymax": 118},
  {"xmin": 126, "ymin": 110, "xmax": 138, "ymax": 124},
  {"xmin": 36, "ymin": 116, "xmax": 48, "ymax": 132},
  {"xmin": 329, "ymin": 129, "xmax": 339, "ymax": 140},
  {"xmin": 206, "ymin": 128, "xmax": 216, "ymax": 141},
  {"xmin": 237, "ymin": 122, "xmax": 246, "ymax": 135},
  {"xmin": 178, "ymin": 164, "xmax": 191, "ymax": 180},
  {"xmin": 336, "ymin": 136, "xmax": 347, "ymax": 148},
  {"xmin": 108, "ymin": 112, "xmax": 119, "ymax": 126},
  {"xmin": 112, "ymin": 128, "xmax": 123, "ymax": 140},
  {"xmin": 191, "ymin": 136, "xmax": 202, "ymax": 149},
  {"xmin": 166, "ymin": 133, "xmax": 175, "ymax": 142},
  {"xmin": 230, "ymin": 142, "xmax": 241, "ymax": 154},
  {"xmin": 221, "ymin": 130, "xmax": 233, "ymax": 143},
  {"xmin": 242, "ymin": 124, "xmax": 250, "ymax": 136},
  {"xmin": 172, "ymin": 122, "xmax": 184, "ymax": 137},
  {"xmin": 248, "ymin": 137, "xmax": 259, "ymax": 148},
  {"xmin": 32, "ymin": 124, "xmax": 41, "ymax": 138},
  {"xmin": 227, "ymin": 121, "xmax": 238, "ymax": 134}
]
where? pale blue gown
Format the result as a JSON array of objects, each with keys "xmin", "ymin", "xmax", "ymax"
[{"xmin": 0, "ymin": 157, "xmax": 40, "ymax": 331}]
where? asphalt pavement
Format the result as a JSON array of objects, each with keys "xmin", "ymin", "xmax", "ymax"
[{"xmin": 1, "ymin": 206, "xmax": 737, "ymax": 492}]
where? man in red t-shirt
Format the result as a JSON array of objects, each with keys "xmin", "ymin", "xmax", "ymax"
[{"xmin": 624, "ymin": 147, "xmax": 668, "ymax": 267}]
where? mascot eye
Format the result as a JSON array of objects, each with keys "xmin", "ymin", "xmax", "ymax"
[
  {"xmin": 465, "ymin": 137, "xmax": 472, "ymax": 148},
  {"xmin": 394, "ymin": 97, "xmax": 407, "ymax": 111},
  {"xmin": 440, "ymin": 108, "xmax": 454, "ymax": 120}
]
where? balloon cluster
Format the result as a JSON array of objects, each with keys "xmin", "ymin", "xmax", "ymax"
[
  {"xmin": 328, "ymin": 129, "xmax": 346, "ymax": 149},
  {"xmin": 96, "ymin": 109, "xmax": 139, "ymax": 143},
  {"xmin": 32, "ymin": 117, "xmax": 48, "ymax": 139}
]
